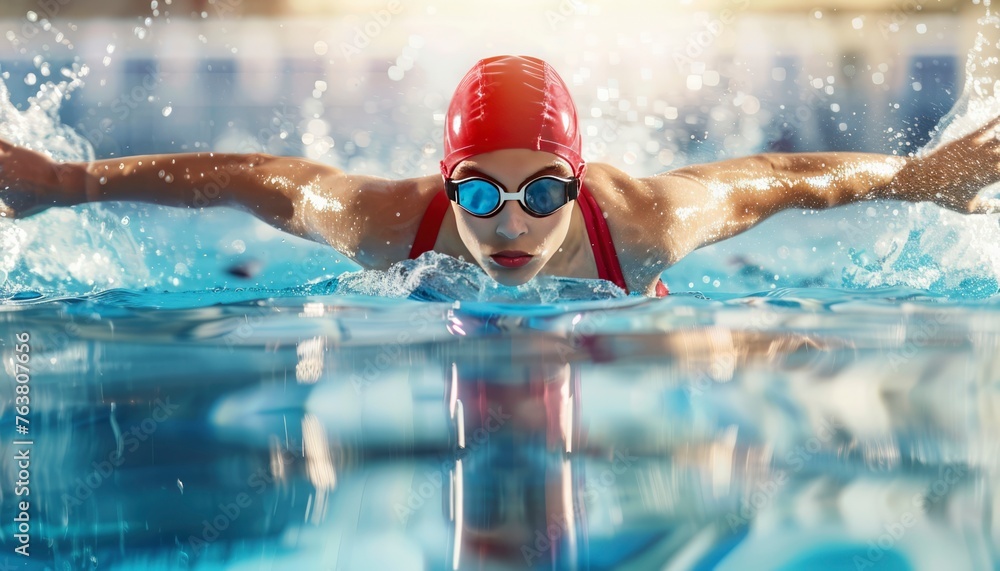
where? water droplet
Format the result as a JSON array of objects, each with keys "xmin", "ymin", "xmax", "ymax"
[
  {"xmin": 24, "ymin": 73, "xmax": 36, "ymax": 86},
  {"xmin": 26, "ymin": 11, "xmax": 37, "ymax": 22},
  {"xmin": 134, "ymin": 27, "xmax": 147, "ymax": 39},
  {"xmin": 162, "ymin": 105, "xmax": 172, "ymax": 117},
  {"xmin": 99, "ymin": 176, "xmax": 108, "ymax": 185},
  {"xmin": 121, "ymin": 216, "xmax": 130, "ymax": 226},
  {"xmin": 164, "ymin": 174, "xmax": 174, "ymax": 183}
]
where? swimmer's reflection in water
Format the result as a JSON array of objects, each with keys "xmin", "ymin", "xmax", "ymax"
[
  {"xmin": 3, "ymin": 55, "xmax": 1000, "ymax": 296},
  {"xmin": 440, "ymin": 325, "xmax": 833, "ymax": 569},
  {"xmin": 444, "ymin": 352, "xmax": 584, "ymax": 569}
]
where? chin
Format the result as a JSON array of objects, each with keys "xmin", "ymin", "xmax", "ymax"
[{"xmin": 485, "ymin": 266, "xmax": 540, "ymax": 287}]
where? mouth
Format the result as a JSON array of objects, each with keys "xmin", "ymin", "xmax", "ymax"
[{"xmin": 489, "ymin": 250, "xmax": 534, "ymax": 269}]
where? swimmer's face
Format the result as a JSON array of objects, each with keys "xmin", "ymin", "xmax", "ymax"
[{"xmin": 450, "ymin": 149, "xmax": 575, "ymax": 287}]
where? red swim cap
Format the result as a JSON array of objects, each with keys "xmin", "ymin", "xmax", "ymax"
[{"xmin": 441, "ymin": 55, "xmax": 585, "ymax": 179}]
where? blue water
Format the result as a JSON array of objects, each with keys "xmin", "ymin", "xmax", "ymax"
[
  {"xmin": 1, "ymin": 284, "xmax": 999, "ymax": 571},
  {"xmin": 2, "ymin": 4, "xmax": 1000, "ymax": 571}
]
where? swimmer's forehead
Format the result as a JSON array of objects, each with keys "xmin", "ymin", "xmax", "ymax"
[{"xmin": 452, "ymin": 160, "xmax": 574, "ymax": 179}]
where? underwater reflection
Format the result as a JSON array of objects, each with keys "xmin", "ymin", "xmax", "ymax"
[
  {"xmin": 0, "ymin": 302, "xmax": 996, "ymax": 569},
  {"xmin": 437, "ymin": 326, "xmax": 820, "ymax": 570}
]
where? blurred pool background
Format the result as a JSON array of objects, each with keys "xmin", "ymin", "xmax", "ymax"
[{"xmin": 1, "ymin": 1, "xmax": 1000, "ymax": 570}]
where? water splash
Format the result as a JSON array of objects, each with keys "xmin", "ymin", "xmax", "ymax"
[
  {"xmin": 843, "ymin": 204, "xmax": 1000, "ymax": 298},
  {"xmin": 923, "ymin": 8, "xmax": 1000, "ymax": 158},
  {"xmin": 843, "ymin": 8, "xmax": 1000, "ymax": 296},
  {"xmin": 0, "ymin": 62, "xmax": 93, "ymax": 162},
  {"xmin": 304, "ymin": 252, "xmax": 627, "ymax": 302},
  {"xmin": 0, "ymin": 67, "xmax": 154, "ymax": 295},
  {"xmin": 0, "ymin": 208, "xmax": 152, "ymax": 295}
]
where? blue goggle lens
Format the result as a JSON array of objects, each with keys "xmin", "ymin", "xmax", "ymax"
[
  {"xmin": 522, "ymin": 177, "xmax": 567, "ymax": 215},
  {"xmin": 457, "ymin": 179, "xmax": 502, "ymax": 216}
]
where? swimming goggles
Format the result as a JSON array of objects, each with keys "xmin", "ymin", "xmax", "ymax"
[{"xmin": 445, "ymin": 174, "xmax": 579, "ymax": 218}]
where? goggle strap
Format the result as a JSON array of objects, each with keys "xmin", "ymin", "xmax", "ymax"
[
  {"xmin": 567, "ymin": 178, "xmax": 579, "ymax": 201},
  {"xmin": 444, "ymin": 178, "xmax": 459, "ymax": 201}
]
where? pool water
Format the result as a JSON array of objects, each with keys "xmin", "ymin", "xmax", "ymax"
[
  {"xmin": 2, "ymin": 286, "xmax": 1000, "ymax": 570},
  {"xmin": 2, "ymin": 3, "xmax": 1000, "ymax": 570}
]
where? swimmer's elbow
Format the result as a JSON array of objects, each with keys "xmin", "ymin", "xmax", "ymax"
[
  {"xmin": 761, "ymin": 153, "xmax": 850, "ymax": 210},
  {"xmin": 243, "ymin": 152, "xmax": 276, "ymax": 170},
  {"xmin": 729, "ymin": 154, "xmax": 804, "ymax": 214},
  {"xmin": 246, "ymin": 153, "xmax": 346, "ymax": 182}
]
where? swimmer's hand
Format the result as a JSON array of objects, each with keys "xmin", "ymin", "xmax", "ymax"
[
  {"xmin": 0, "ymin": 139, "xmax": 84, "ymax": 218},
  {"xmin": 888, "ymin": 115, "xmax": 1000, "ymax": 214}
]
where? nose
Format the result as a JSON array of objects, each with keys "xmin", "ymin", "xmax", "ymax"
[{"xmin": 495, "ymin": 202, "xmax": 528, "ymax": 240}]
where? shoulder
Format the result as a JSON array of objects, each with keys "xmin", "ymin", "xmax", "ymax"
[
  {"xmin": 582, "ymin": 163, "xmax": 688, "ymax": 283},
  {"xmin": 583, "ymin": 162, "xmax": 696, "ymax": 223},
  {"xmin": 355, "ymin": 173, "xmax": 445, "ymax": 268},
  {"xmin": 307, "ymin": 171, "xmax": 443, "ymax": 269},
  {"xmin": 346, "ymin": 172, "xmax": 442, "ymax": 223}
]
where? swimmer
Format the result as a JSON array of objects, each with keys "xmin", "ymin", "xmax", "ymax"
[{"xmin": 2, "ymin": 55, "xmax": 999, "ymax": 296}]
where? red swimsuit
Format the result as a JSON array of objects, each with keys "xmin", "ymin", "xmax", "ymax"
[{"xmin": 407, "ymin": 184, "xmax": 669, "ymax": 297}]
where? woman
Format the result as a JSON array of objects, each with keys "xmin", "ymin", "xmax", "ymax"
[{"xmin": 2, "ymin": 55, "xmax": 999, "ymax": 296}]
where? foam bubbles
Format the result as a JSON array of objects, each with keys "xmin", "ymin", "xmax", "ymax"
[
  {"xmin": 317, "ymin": 252, "xmax": 626, "ymax": 303},
  {"xmin": 843, "ymin": 204, "xmax": 1000, "ymax": 297}
]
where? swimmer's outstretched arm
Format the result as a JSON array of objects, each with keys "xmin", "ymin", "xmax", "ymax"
[
  {"xmin": 646, "ymin": 116, "xmax": 1000, "ymax": 262},
  {"xmin": 0, "ymin": 141, "xmax": 438, "ymax": 268}
]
